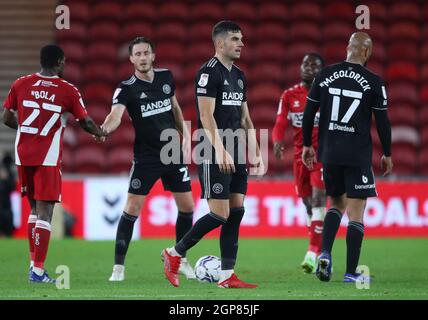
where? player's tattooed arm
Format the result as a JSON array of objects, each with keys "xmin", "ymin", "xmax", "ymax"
[
  {"xmin": 2, "ymin": 109, "xmax": 18, "ymax": 129},
  {"xmin": 78, "ymin": 116, "xmax": 106, "ymax": 138}
]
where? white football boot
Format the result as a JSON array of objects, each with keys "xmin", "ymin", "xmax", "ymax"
[
  {"xmin": 179, "ymin": 258, "xmax": 196, "ymax": 280},
  {"xmin": 109, "ymin": 264, "xmax": 125, "ymax": 281}
]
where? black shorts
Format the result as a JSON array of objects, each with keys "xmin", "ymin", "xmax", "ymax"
[
  {"xmin": 128, "ymin": 161, "xmax": 191, "ymax": 195},
  {"xmin": 323, "ymin": 164, "xmax": 377, "ymax": 199},
  {"xmin": 198, "ymin": 161, "xmax": 248, "ymax": 199}
]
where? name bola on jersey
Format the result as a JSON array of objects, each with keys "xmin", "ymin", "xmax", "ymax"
[
  {"xmin": 319, "ymin": 70, "xmax": 372, "ymax": 92},
  {"xmin": 140, "ymin": 98, "xmax": 172, "ymax": 118}
]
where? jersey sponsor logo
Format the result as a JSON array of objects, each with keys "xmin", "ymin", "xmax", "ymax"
[
  {"xmin": 198, "ymin": 73, "xmax": 209, "ymax": 87},
  {"xmin": 32, "ymin": 80, "xmax": 58, "ymax": 87},
  {"xmin": 212, "ymin": 183, "xmax": 223, "ymax": 194},
  {"xmin": 112, "ymin": 88, "xmax": 122, "ymax": 104},
  {"xmin": 237, "ymin": 79, "xmax": 244, "ymax": 89},
  {"xmin": 319, "ymin": 70, "xmax": 371, "ymax": 91},
  {"xmin": 140, "ymin": 92, "xmax": 147, "ymax": 99},
  {"xmin": 140, "ymin": 98, "xmax": 172, "ymax": 117},
  {"xmin": 162, "ymin": 84, "xmax": 171, "ymax": 94},
  {"xmin": 197, "ymin": 88, "xmax": 207, "ymax": 94},
  {"xmin": 31, "ymin": 90, "xmax": 56, "ymax": 102},
  {"xmin": 362, "ymin": 175, "xmax": 368, "ymax": 183},
  {"xmin": 131, "ymin": 178, "xmax": 141, "ymax": 189},
  {"xmin": 355, "ymin": 183, "xmax": 375, "ymax": 190},
  {"xmin": 289, "ymin": 112, "xmax": 320, "ymax": 127},
  {"xmin": 328, "ymin": 122, "xmax": 355, "ymax": 133},
  {"xmin": 222, "ymin": 92, "xmax": 244, "ymax": 106}
]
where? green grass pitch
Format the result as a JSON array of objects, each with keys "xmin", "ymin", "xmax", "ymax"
[{"xmin": 0, "ymin": 238, "xmax": 427, "ymax": 300}]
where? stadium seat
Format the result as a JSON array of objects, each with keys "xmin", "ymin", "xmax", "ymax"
[
  {"xmin": 420, "ymin": 106, "xmax": 428, "ymax": 128},
  {"xmin": 255, "ymin": 23, "xmax": 288, "ymax": 42},
  {"xmin": 250, "ymin": 105, "xmax": 278, "ymax": 125},
  {"xmin": 56, "ymin": 22, "xmax": 87, "ymax": 42},
  {"xmin": 121, "ymin": 23, "xmax": 154, "ymax": 43},
  {"xmin": 66, "ymin": 1, "xmax": 90, "ymax": 22},
  {"xmin": 289, "ymin": 22, "xmax": 320, "ymax": 42},
  {"xmin": 82, "ymin": 83, "xmax": 114, "ymax": 105},
  {"xmin": 59, "ymin": 41, "xmax": 85, "ymax": 63},
  {"xmin": 107, "ymin": 146, "xmax": 134, "ymax": 173},
  {"xmin": 289, "ymin": 2, "xmax": 322, "ymax": 22},
  {"xmin": 248, "ymin": 83, "xmax": 282, "ymax": 105},
  {"xmin": 190, "ymin": 3, "xmax": 223, "ymax": 22},
  {"xmin": 92, "ymin": 2, "xmax": 123, "ymax": 22},
  {"xmin": 392, "ymin": 144, "xmax": 418, "ymax": 175},
  {"xmin": 63, "ymin": 62, "xmax": 82, "ymax": 85},
  {"xmin": 322, "ymin": 22, "xmax": 356, "ymax": 42},
  {"xmin": 388, "ymin": 22, "xmax": 421, "ymax": 42},
  {"xmin": 75, "ymin": 129, "xmax": 103, "ymax": 149},
  {"xmin": 124, "ymin": 2, "xmax": 156, "ymax": 22},
  {"xmin": 183, "ymin": 62, "xmax": 204, "ymax": 82},
  {"xmin": 179, "ymin": 85, "xmax": 196, "ymax": 108},
  {"xmin": 370, "ymin": 45, "xmax": 386, "ymax": 64},
  {"xmin": 389, "ymin": 2, "xmax": 421, "ymax": 22},
  {"xmin": 85, "ymin": 103, "xmax": 110, "ymax": 125},
  {"xmin": 108, "ymin": 123, "xmax": 135, "ymax": 148},
  {"xmin": 322, "ymin": 42, "xmax": 347, "ymax": 63},
  {"xmin": 254, "ymin": 43, "xmax": 286, "ymax": 63},
  {"xmin": 61, "ymin": 146, "xmax": 74, "ymax": 173},
  {"xmin": 386, "ymin": 62, "xmax": 418, "ymax": 83},
  {"xmin": 226, "ymin": 2, "xmax": 258, "ymax": 22},
  {"xmin": 247, "ymin": 63, "xmax": 285, "ymax": 86},
  {"xmin": 418, "ymin": 149, "xmax": 428, "ymax": 175},
  {"xmin": 421, "ymin": 43, "xmax": 428, "ymax": 61},
  {"xmin": 388, "ymin": 83, "xmax": 418, "ymax": 104},
  {"xmin": 117, "ymin": 62, "xmax": 134, "ymax": 81},
  {"xmin": 391, "ymin": 126, "xmax": 420, "ymax": 146},
  {"xmin": 366, "ymin": 22, "xmax": 386, "ymax": 44},
  {"xmin": 159, "ymin": 2, "xmax": 189, "ymax": 22},
  {"xmin": 324, "ymin": 2, "xmax": 355, "ymax": 21},
  {"xmin": 363, "ymin": 2, "xmax": 386, "ymax": 22},
  {"xmin": 74, "ymin": 146, "xmax": 107, "ymax": 174},
  {"xmin": 89, "ymin": 22, "xmax": 120, "ymax": 42},
  {"xmin": 83, "ymin": 60, "xmax": 117, "ymax": 85},
  {"xmin": 258, "ymin": 2, "xmax": 288, "ymax": 22},
  {"xmin": 283, "ymin": 65, "xmax": 302, "ymax": 88},
  {"xmin": 189, "ymin": 23, "xmax": 215, "ymax": 42},
  {"xmin": 388, "ymin": 104, "xmax": 418, "ymax": 127},
  {"xmin": 155, "ymin": 42, "xmax": 185, "ymax": 63},
  {"xmin": 187, "ymin": 42, "xmax": 215, "ymax": 63},
  {"xmin": 420, "ymin": 127, "xmax": 428, "ymax": 147},
  {"xmin": 387, "ymin": 42, "xmax": 419, "ymax": 62},
  {"xmin": 366, "ymin": 61, "xmax": 384, "ymax": 78},
  {"xmin": 155, "ymin": 23, "xmax": 187, "ymax": 42},
  {"xmin": 158, "ymin": 62, "xmax": 184, "ymax": 85},
  {"xmin": 87, "ymin": 42, "xmax": 118, "ymax": 63},
  {"xmin": 421, "ymin": 85, "xmax": 428, "ymax": 104},
  {"xmin": 284, "ymin": 41, "xmax": 319, "ymax": 62}
]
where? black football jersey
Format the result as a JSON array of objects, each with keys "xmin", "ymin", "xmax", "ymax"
[
  {"xmin": 195, "ymin": 57, "xmax": 247, "ymax": 162},
  {"xmin": 307, "ymin": 61, "xmax": 388, "ymax": 167},
  {"xmin": 113, "ymin": 69, "xmax": 177, "ymax": 162}
]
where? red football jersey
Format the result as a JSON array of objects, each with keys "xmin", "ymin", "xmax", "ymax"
[
  {"xmin": 3, "ymin": 73, "xmax": 88, "ymax": 166},
  {"xmin": 272, "ymin": 83, "xmax": 320, "ymax": 160}
]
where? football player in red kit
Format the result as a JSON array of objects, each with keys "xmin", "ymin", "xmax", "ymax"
[
  {"xmin": 2, "ymin": 45, "xmax": 106, "ymax": 283},
  {"xmin": 272, "ymin": 53, "xmax": 327, "ymax": 274}
]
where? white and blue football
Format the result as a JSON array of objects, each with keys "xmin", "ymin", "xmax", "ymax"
[{"xmin": 194, "ymin": 255, "xmax": 221, "ymax": 283}]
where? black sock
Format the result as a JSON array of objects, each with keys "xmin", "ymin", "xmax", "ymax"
[
  {"xmin": 322, "ymin": 208, "xmax": 343, "ymax": 254},
  {"xmin": 220, "ymin": 207, "xmax": 245, "ymax": 270},
  {"xmin": 114, "ymin": 212, "xmax": 138, "ymax": 265},
  {"xmin": 175, "ymin": 212, "xmax": 226, "ymax": 256},
  {"xmin": 346, "ymin": 221, "xmax": 364, "ymax": 275},
  {"xmin": 175, "ymin": 211, "xmax": 193, "ymax": 258}
]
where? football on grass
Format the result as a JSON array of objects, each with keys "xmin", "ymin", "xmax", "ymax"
[{"xmin": 194, "ymin": 255, "xmax": 221, "ymax": 283}]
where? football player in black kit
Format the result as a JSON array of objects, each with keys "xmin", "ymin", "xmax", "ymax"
[
  {"xmin": 98, "ymin": 37, "xmax": 196, "ymax": 282},
  {"xmin": 302, "ymin": 32, "xmax": 393, "ymax": 283},
  {"xmin": 162, "ymin": 21, "xmax": 265, "ymax": 288}
]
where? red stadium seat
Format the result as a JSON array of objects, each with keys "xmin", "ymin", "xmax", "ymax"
[
  {"xmin": 420, "ymin": 85, "xmax": 428, "ymax": 104},
  {"xmin": 250, "ymin": 106, "xmax": 278, "ymax": 125},
  {"xmin": 389, "ymin": 2, "xmax": 421, "ymax": 22},
  {"xmin": 418, "ymin": 149, "xmax": 428, "ymax": 175},
  {"xmin": 183, "ymin": 62, "xmax": 204, "ymax": 82},
  {"xmin": 386, "ymin": 62, "xmax": 418, "ymax": 83},
  {"xmin": 391, "ymin": 126, "xmax": 420, "ymax": 146},
  {"xmin": 159, "ymin": 2, "xmax": 189, "ymax": 21},
  {"xmin": 61, "ymin": 146, "xmax": 74, "ymax": 173},
  {"xmin": 289, "ymin": 22, "xmax": 320, "ymax": 42},
  {"xmin": 189, "ymin": 23, "xmax": 214, "ymax": 42},
  {"xmin": 388, "ymin": 22, "xmax": 421, "ymax": 42},
  {"xmin": 155, "ymin": 42, "xmax": 185, "ymax": 63},
  {"xmin": 366, "ymin": 22, "xmax": 386, "ymax": 44},
  {"xmin": 255, "ymin": 23, "xmax": 288, "ymax": 42},
  {"xmin": 75, "ymin": 129, "xmax": 102, "ymax": 148},
  {"xmin": 290, "ymin": 2, "xmax": 322, "ymax": 22},
  {"xmin": 186, "ymin": 42, "xmax": 214, "ymax": 64},
  {"xmin": 324, "ymin": 2, "xmax": 355, "ymax": 21},
  {"xmin": 121, "ymin": 23, "xmax": 154, "ymax": 43},
  {"xmin": 284, "ymin": 41, "xmax": 319, "ymax": 62},
  {"xmin": 247, "ymin": 63, "xmax": 285, "ymax": 86},
  {"xmin": 63, "ymin": 62, "xmax": 82, "ymax": 85},
  {"xmin": 59, "ymin": 41, "xmax": 85, "ymax": 63},
  {"xmin": 56, "ymin": 22, "xmax": 87, "ymax": 42},
  {"xmin": 322, "ymin": 42, "xmax": 347, "ymax": 63},
  {"xmin": 387, "ymin": 42, "xmax": 419, "ymax": 61},
  {"xmin": 283, "ymin": 65, "xmax": 302, "ymax": 88},
  {"xmin": 370, "ymin": 45, "xmax": 386, "ymax": 64},
  {"xmin": 248, "ymin": 84, "xmax": 282, "ymax": 105},
  {"xmin": 83, "ymin": 62, "xmax": 117, "ymax": 84},
  {"xmin": 85, "ymin": 103, "xmax": 109, "ymax": 125},
  {"xmin": 74, "ymin": 146, "xmax": 107, "ymax": 174},
  {"xmin": 87, "ymin": 42, "xmax": 118, "ymax": 62},
  {"xmin": 389, "ymin": 83, "xmax": 418, "ymax": 104},
  {"xmin": 118, "ymin": 62, "xmax": 134, "ymax": 81},
  {"xmin": 158, "ymin": 62, "xmax": 184, "ymax": 85},
  {"xmin": 92, "ymin": 2, "xmax": 123, "ymax": 22},
  {"xmin": 363, "ymin": 2, "xmax": 386, "ymax": 22},
  {"xmin": 66, "ymin": 1, "xmax": 90, "ymax": 22},
  {"xmin": 179, "ymin": 85, "xmax": 195, "ymax": 108},
  {"xmin": 392, "ymin": 143, "xmax": 418, "ymax": 175},
  {"xmin": 420, "ymin": 127, "xmax": 428, "ymax": 147},
  {"xmin": 89, "ymin": 22, "xmax": 120, "ymax": 42},
  {"xmin": 388, "ymin": 104, "xmax": 418, "ymax": 127},
  {"xmin": 107, "ymin": 146, "xmax": 134, "ymax": 173},
  {"xmin": 420, "ymin": 106, "xmax": 428, "ymax": 128},
  {"xmin": 124, "ymin": 3, "xmax": 156, "ymax": 22},
  {"xmin": 107, "ymin": 124, "xmax": 135, "ymax": 148},
  {"xmin": 155, "ymin": 23, "xmax": 187, "ymax": 42},
  {"xmin": 254, "ymin": 43, "xmax": 286, "ymax": 63},
  {"xmin": 82, "ymin": 83, "xmax": 114, "ymax": 105},
  {"xmin": 322, "ymin": 22, "xmax": 356, "ymax": 42},
  {"xmin": 258, "ymin": 2, "xmax": 288, "ymax": 23},
  {"xmin": 226, "ymin": 2, "xmax": 258, "ymax": 22},
  {"xmin": 421, "ymin": 43, "xmax": 428, "ymax": 61},
  {"xmin": 366, "ymin": 61, "xmax": 384, "ymax": 78},
  {"xmin": 190, "ymin": 3, "xmax": 223, "ymax": 22}
]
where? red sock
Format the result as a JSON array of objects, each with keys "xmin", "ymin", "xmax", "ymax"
[
  {"xmin": 34, "ymin": 220, "xmax": 52, "ymax": 269},
  {"xmin": 308, "ymin": 207, "xmax": 326, "ymax": 255},
  {"xmin": 27, "ymin": 214, "xmax": 37, "ymax": 262}
]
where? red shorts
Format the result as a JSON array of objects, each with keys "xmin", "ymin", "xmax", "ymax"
[
  {"xmin": 293, "ymin": 160, "xmax": 324, "ymax": 198},
  {"xmin": 17, "ymin": 165, "xmax": 62, "ymax": 202}
]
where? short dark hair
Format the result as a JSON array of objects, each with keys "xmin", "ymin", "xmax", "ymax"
[
  {"xmin": 128, "ymin": 37, "xmax": 155, "ymax": 56},
  {"xmin": 40, "ymin": 45, "xmax": 64, "ymax": 68},
  {"xmin": 212, "ymin": 20, "xmax": 242, "ymax": 41},
  {"xmin": 305, "ymin": 52, "xmax": 325, "ymax": 68}
]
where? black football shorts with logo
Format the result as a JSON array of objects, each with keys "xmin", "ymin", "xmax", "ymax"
[
  {"xmin": 198, "ymin": 160, "xmax": 248, "ymax": 199},
  {"xmin": 128, "ymin": 161, "xmax": 191, "ymax": 195},
  {"xmin": 322, "ymin": 163, "xmax": 377, "ymax": 199}
]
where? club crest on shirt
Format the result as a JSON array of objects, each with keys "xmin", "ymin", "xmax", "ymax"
[
  {"xmin": 293, "ymin": 100, "xmax": 300, "ymax": 108},
  {"xmin": 162, "ymin": 84, "xmax": 171, "ymax": 94},
  {"xmin": 237, "ymin": 79, "xmax": 244, "ymax": 89},
  {"xmin": 198, "ymin": 73, "xmax": 209, "ymax": 87}
]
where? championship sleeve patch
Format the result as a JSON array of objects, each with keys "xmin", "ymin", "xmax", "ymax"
[{"xmin": 198, "ymin": 73, "xmax": 209, "ymax": 87}]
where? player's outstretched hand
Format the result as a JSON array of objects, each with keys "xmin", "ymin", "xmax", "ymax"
[
  {"xmin": 381, "ymin": 155, "xmax": 393, "ymax": 176},
  {"xmin": 302, "ymin": 146, "xmax": 316, "ymax": 170},
  {"xmin": 273, "ymin": 142, "xmax": 285, "ymax": 160}
]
